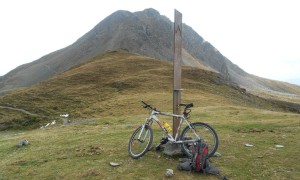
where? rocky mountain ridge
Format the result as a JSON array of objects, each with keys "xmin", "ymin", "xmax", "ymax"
[{"xmin": 0, "ymin": 8, "xmax": 299, "ymax": 96}]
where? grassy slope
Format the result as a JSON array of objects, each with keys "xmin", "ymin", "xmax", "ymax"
[
  {"xmin": 0, "ymin": 51, "xmax": 299, "ymax": 179},
  {"xmin": 246, "ymin": 74, "xmax": 300, "ymax": 105},
  {"xmin": 0, "ymin": 50, "xmax": 297, "ymax": 129}
]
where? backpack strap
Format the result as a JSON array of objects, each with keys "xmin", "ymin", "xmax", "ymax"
[
  {"xmin": 189, "ymin": 140, "xmax": 199, "ymax": 172},
  {"xmin": 200, "ymin": 141, "xmax": 208, "ymax": 172},
  {"xmin": 190, "ymin": 139, "xmax": 203, "ymax": 172}
]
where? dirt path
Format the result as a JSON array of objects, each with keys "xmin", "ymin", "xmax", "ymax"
[
  {"xmin": 61, "ymin": 118, "xmax": 97, "ymax": 126},
  {"xmin": 0, "ymin": 106, "xmax": 39, "ymax": 116}
]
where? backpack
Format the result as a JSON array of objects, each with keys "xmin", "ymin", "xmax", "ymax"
[
  {"xmin": 191, "ymin": 139, "xmax": 208, "ymax": 172},
  {"xmin": 177, "ymin": 140, "xmax": 227, "ymax": 180}
]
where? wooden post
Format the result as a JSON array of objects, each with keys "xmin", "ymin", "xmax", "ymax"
[{"xmin": 173, "ymin": 9, "xmax": 182, "ymax": 138}]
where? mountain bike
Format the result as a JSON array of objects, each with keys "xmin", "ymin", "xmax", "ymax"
[{"xmin": 128, "ymin": 101, "xmax": 218, "ymax": 159}]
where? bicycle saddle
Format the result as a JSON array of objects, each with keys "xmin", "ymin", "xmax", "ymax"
[{"xmin": 179, "ymin": 103, "xmax": 194, "ymax": 108}]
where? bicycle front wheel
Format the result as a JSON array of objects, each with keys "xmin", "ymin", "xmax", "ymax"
[
  {"xmin": 180, "ymin": 122, "xmax": 218, "ymax": 158},
  {"xmin": 128, "ymin": 125, "xmax": 153, "ymax": 159}
]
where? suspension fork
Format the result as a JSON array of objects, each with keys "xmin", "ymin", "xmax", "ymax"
[{"xmin": 138, "ymin": 118, "xmax": 152, "ymax": 142}]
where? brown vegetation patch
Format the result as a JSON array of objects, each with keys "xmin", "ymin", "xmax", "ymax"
[{"xmin": 75, "ymin": 145, "xmax": 103, "ymax": 156}]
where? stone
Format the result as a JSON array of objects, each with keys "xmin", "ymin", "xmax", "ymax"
[
  {"xmin": 213, "ymin": 152, "xmax": 222, "ymax": 157},
  {"xmin": 245, "ymin": 143, "xmax": 254, "ymax": 147},
  {"xmin": 275, "ymin": 145, "xmax": 284, "ymax": 148},
  {"xmin": 16, "ymin": 139, "xmax": 29, "ymax": 147},
  {"xmin": 165, "ymin": 169, "xmax": 174, "ymax": 178},
  {"xmin": 109, "ymin": 162, "xmax": 120, "ymax": 167},
  {"xmin": 163, "ymin": 143, "xmax": 183, "ymax": 156}
]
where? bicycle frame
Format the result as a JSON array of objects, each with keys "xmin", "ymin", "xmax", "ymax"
[{"xmin": 138, "ymin": 109, "xmax": 200, "ymax": 144}]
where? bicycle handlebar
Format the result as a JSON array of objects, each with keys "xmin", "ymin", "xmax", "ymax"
[
  {"xmin": 141, "ymin": 101, "xmax": 193, "ymax": 111},
  {"xmin": 141, "ymin": 101, "xmax": 157, "ymax": 111}
]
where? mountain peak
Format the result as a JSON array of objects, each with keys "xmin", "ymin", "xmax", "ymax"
[
  {"xmin": 141, "ymin": 8, "xmax": 161, "ymax": 16},
  {"xmin": 1, "ymin": 8, "xmax": 299, "ymax": 97}
]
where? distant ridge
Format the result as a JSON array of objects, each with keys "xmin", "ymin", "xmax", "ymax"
[{"xmin": 0, "ymin": 8, "xmax": 299, "ymax": 97}]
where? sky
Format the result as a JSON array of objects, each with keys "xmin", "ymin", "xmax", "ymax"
[{"xmin": 0, "ymin": 0, "xmax": 299, "ymax": 85}]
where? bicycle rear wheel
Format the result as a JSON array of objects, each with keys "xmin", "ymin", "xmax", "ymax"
[
  {"xmin": 180, "ymin": 122, "xmax": 218, "ymax": 157},
  {"xmin": 128, "ymin": 125, "xmax": 153, "ymax": 159}
]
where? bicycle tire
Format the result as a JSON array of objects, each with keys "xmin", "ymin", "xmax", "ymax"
[
  {"xmin": 128, "ymin": 125, "xmax": 153, "ymax": 159},
  {"xmin": 180, "ymin": 122, "xmax": 218, "ymax": 157}
]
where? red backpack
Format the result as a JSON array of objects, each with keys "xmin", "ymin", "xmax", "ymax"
[
  {"xmin": 191, "ymin": 140, "xmax": 208, "ymax": 172},
  {"xmin": 178, "ymin": 140, "xmax": 227, "ymax": 179}
]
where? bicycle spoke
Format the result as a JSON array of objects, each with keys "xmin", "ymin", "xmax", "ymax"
[
  {"xmin": 128, "ymin": 125, "xmax": 153, "ymax": 159},
  {"xmin": 181, "ymin": 122, "xmax": 218, "ymax": 157}
]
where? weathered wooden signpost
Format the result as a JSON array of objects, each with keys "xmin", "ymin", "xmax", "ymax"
[{"xmin": 173, "ymin": 9, "xmax": 182, "ymax": 138}]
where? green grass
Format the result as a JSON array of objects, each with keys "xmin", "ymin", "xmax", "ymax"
[
  {"xmin": 0, "ymin": 50, "xmax": 299, "ymax": 179},
  {"xmin": 1, "ymin": 51, "xmax": 298, "ymax": 130},
  {"xmin": 0, "ymin": 106, "xmax": 299, "ymax": 179}
]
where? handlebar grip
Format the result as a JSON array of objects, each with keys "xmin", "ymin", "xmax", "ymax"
[
  {"xmin": 141, "ymin": 101, "xmax": 149, "ymax": 108},
  {"xmin": 141, "ymin": 101, "xmax": 147, "ymax": 105},
  {"xmin": 140, "ymin": 101, "xmax": 158, "ymax": 111}
]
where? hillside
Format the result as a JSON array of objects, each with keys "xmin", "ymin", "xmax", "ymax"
[
  {"xmin": 1, "ymin": 8, "xmax": 299, "ymax": 99},
  {"xmin": 225, "ymin": 60, "xmax": 300, "ymax": 99},
  {"xmin": 0, "ymin": 51, "xmax": 299, "ymax": 130},
  {"xmin": 0, "ymin": 51, "xmax": 300, "ymax": 179}
]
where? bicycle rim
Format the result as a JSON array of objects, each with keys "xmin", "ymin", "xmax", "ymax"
[
  {"xmin": 128, "ymin": 125, "xmax": 153, "ymax": 159},
  {"xmin": 181, "ymin": 122, "xmax": 218, "ymax": 157}
]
